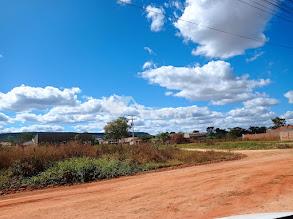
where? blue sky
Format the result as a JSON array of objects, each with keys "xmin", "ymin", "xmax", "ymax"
[{"xmin": 0, "ymin": 0, "xmax": 292, "ymax": 133}]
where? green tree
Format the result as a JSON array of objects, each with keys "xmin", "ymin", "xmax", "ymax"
[
  {"xmin": 214, "ymin": 128, "xmax": 228, "ymax": 139},
  {"xmin": 206, "ymin": 127, "xmax": 215, "ymax": 138},
  {"xmin": 228, "ymin": 127, "xmax": 247, "ymax": 138},
  {"xmin": 248, "ymin": 126, "xmax": 267, "ymax": 134},
  {"xmin": 17, "ymin": 132, "xmax": 34, "ymax": 144},
  {"xmin": 156, "ymin": 132, "xmax": 170, "ymax": 144},
  {"xmin": 104, "ymin": 117, "xmax": 130, "ymax": 142},
  {"xmin": 271, "ymin": 117, "xmax": 286, "ymax": 129}
]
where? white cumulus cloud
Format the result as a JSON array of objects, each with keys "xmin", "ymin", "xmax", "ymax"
[
  {"xmin": 243, "ymin": 97, "xmax": 278, "ymax": 108},
  {"xmin": 0, "ymin": 85, "xmax": 80, "ymax": 111},
  {"xmin": 140, "ymin": 60, "xmax": 270, "ymax": 105},
  {"xmin": 174, "ymin": 0, "xmax": 274, "ymax": 58}
]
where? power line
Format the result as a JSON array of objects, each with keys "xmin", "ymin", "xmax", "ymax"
[
  {"xmin": 262, "ymin": 0, "xmax": 293, "ymax": 15},
  {"xmin": 261, "ymin": 0, "xmax": 293, "ymax": 14},
  {"xmin": 119, "ymin": 0, "xmax": 293, "ymax": 50},
  {"xmin": 236, "ymin": 0, "xmax": 293, "ymax": 23}
]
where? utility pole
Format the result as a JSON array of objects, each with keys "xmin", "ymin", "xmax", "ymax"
[
  {"xmin": 130, "ymin": 115, "xmax": 134, "ymax": 138},
  {"xmin": 126, "ymin": 115, "xmax": 135, "ymax": 138}
]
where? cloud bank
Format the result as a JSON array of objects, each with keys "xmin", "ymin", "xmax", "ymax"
[{"xmin": 0, "ymin": 85, "xmax": 285, "ymax": 134}]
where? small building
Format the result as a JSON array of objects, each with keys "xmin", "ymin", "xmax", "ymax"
[{"xmin": 119, "ymin": 137, "xmax": 142, "ymax": 145}]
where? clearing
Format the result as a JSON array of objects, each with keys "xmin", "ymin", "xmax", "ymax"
[{"xmin": 0, "ymin": 149, "xmax": 292, "ymax": 219}]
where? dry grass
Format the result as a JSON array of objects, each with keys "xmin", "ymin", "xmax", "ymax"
[
  {"xmin": 0, "ymin": 142, "xmax": 243, "ymax": 193},
  {"xmin": 0, "ymin": 142, "xmax": 98, "ymax": 170}
]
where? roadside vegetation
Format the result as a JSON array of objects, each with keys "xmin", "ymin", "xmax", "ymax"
[
  {"xmin": 176, "ymin": 140, "xmax": 293, "ymax": 150},
  {"xmin": 1, "ymin": 116, "xmax": 291, "ymax": 194},
  {"xmin": 0, "ymin": 142, "xmax": 243, "ymax": 194}
]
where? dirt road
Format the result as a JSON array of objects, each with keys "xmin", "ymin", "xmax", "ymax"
[{"xmin": 0, "ymin": 149, "xmax": 292, "ymax": 219}]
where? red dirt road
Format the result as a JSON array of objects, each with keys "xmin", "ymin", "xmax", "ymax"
[{"xmin": 0, "ymin": 149, "xmax": 292, "ymax": 219}]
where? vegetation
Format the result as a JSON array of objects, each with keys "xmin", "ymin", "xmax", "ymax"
[
  {"xmin": 177, "ymin": 140, "xmax": 293, "ymax": 150},
  {"xmin": 104, "ymin": 117, "xmax": 130, "ymax": 142},
  {"xmin": 154, "ymin": 132, "xmax": 171, "ymax": 144},
  {"xmin": 271, "ymin": 117, "xmax": 286, "ymax": 129},
  {"xmin": 151, "ymin": 123, "xmax": 275, "ymax": 145},
  {"xmin": 0, "ymin": 142, "xmax": 242, "ymax": 193}
]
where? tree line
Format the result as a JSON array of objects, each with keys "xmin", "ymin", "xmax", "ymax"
[{"xmin": 103, "ymin": 116, "xmax": 288, "ymax": 143}]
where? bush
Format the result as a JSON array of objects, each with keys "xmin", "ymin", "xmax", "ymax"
[
  {"xmin": 11, "ymin": 157, "xmax": 48, "ymax": 177},
  {"xmin": 0, "ymin": 171, "xmax": 11, "ymax": 191},
  {"xmin": 27, "ymin": 157, "xmax": 141, "ymax": 187}
]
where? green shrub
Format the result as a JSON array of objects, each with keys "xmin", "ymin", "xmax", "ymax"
[
  {"xmin": 27, "ymin": 157, "xmax": 142, "ymax": 187},
  {"xmin": 0, "ymin": 171, "xmax": 11, "ymax": 191},
  {"xmin": 11, "ymin": 157, "xmax": 49, "ymax": 177}
]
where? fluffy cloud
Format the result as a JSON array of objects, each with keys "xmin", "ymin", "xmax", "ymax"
[
  {"xmin": 6, "ymin": 94, "xmax": 223, "ymax": 134},
  {"xmin": 12, "ymin": 95, "xmax": 137, "ymax": 125},
  {"xmin": 145, "ymin": 5, "xmax": 165, "ymax": 32},
  {"xmin": 0, "ymin": 85, "xmax": 80, "ymax": 111},
  {"xmin": 140, "ymin": 60, "xmax": 270, "ymax": 105},
  {"xmin": 284, "ymin": 90, "xmax": 293, "ymax": 104},
  {"xmin": 174, "ymin": 0, "xmax": 274, "ymax": 58},
  {"xmin": 224, "ymin": 96, "xmax": 277, "ymax": 128},
  {"xmin": 243, "ymin": 97, "xmax": 278, "ymax": 108},
  {"xmin": 226, "ymin": 106, "xmax": 275, "ymax": 127}
]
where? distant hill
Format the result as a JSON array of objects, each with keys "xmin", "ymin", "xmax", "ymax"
[{"xmin": 0, "ymin": 131, "xmax": 152, "ymax": 143}]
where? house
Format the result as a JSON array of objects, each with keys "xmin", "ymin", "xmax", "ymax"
[{"xmin": 119, "ymin": 137, "xmax": 142, "ymax": 145}]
